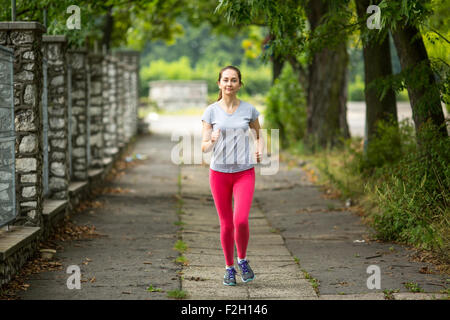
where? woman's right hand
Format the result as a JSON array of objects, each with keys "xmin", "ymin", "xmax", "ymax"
[{"xmin": 211, "ymin": 129, "xmax": 221, "ymax": 143}]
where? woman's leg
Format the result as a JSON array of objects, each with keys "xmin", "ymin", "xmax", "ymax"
[
  {"xmin": 232, "ymin": 168, "xmax": 255, "ymax": 260},
  {"xmin": 209, "ymin": 169, "xmax": 235, "ymax": 266}
]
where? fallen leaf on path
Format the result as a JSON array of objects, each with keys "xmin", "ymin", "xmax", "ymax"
[{"xmin": 419, "ymin": 267, "xmax": 433, "ymax": 274}]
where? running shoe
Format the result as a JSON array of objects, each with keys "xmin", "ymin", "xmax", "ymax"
[
  {"xmin": 237, "ymin": 259, "xmax": 255, "ymax": 282},
  {"xmin": 223, "ymin": 267, "xmax": 237, "ymax": 286}
]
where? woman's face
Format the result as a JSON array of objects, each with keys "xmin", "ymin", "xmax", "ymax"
[{"xmin": 218, "ymin": 69, "xmax": 241, "ymax": 96}]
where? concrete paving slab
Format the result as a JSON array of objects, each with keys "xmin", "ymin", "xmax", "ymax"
[
  {"xmin": 393, "ymin": 293, "xmax": 449, "ymax": 300},
  {"xmin": 319, "ymin": 293, "xmax": 385, "ymax": 300}
]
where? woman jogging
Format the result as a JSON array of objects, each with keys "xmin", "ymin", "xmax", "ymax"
[{"xmin": 201, "ymin": 65, "xmax": 264, "ymax": 286}]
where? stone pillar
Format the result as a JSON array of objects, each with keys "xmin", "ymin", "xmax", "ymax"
[
  {"xmin": 42, "ymin": 35, "xmax": 69, "ymax": 200},
  {"xmin": 67, "ymin": 49, "xmax": 88, "ymax": 181},
  {"xmin": 103, "ymin": 55, "xmax": 118, "ymax": 161},
  {"xmin": 123, "ymin": 66, "xmax": 132, "ymax": 142},
  {"xmin": 87, "ymin": 53, "xmax": 104, "ymax": 168},
  {"xmin": 132, "ymin": 55, "xmax": 139, "ymax": 137},
  {"xmin": 0, "ymin": 22, "xmax": 46, "ymax": 227},
  {"xmin": 116, "ymin": 60, "xmax": 125, "ymax": 148},
  {"xmin": 115, "ymin": 51, "xmax": 140, "ymax": 138}
]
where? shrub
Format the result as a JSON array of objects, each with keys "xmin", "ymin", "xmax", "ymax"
[
  {"xmin": 349, "ymin": 118, "xmax": 416, "ymax": 175},
  {"xmin": 264, "ymin": 64, "xmax": 307, "ymax": 149},
  {"xmin": 368, "ymin": 121, "xmax": 449, "ymax": 260},
  {"xmin": 139, "ymin": 56, "xmax": 271, "ymax": 99},
  {"xmin": 348, "ymin": 75, "xmax": 365, "ymax": 101}
]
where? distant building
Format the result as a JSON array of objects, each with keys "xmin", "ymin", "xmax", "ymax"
[{"xmin": 149, "ymin": 80, "xmax": 208, "ymax": 111}]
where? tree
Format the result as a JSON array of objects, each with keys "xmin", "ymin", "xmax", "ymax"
[
  {"xmin": 216, "ymin": 0, "xmax": 351, "ymax": 150},
  {"xmin": 379, "ymin": 0, "xmax": 448, "ymax": 147},
  {"xmin": 355, "ymin": 0, "xmax": 398, "ymax": 158},
  {"xmin": 303, "ymin": 0, "xmax": 350, "ymax": 150},
  {"xmin": 262, "ymin": 34, "xmax": 286, "ymax": 84}
]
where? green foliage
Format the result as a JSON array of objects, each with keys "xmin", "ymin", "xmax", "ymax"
[
  {"xmin": 173, "ymin": 240, "xmax": 188, "ymax": 254},
  {"xmin": 376, "ymin": 0, "xmax": 449, "ymax": 112},
  {"xmin": 378, "ymin": 0, "xmax": 434, "ymax": 30},
  {"xmin": 367, "ymin": 121, "xmax": 450, "ymax": 259},
  {"xmin": 146, "ymin": 285, "xmax": 163, "ymax": 292},
  {"xmin": 348, "ymin": 75, "xmax": 409, "ymax": 102},
  {"xmin": 215, "ymin": 0, "xmax": 307, "ymax": 61},
  {"xmin": 404, "ymin": 282, "xmax": 425, "ymax": 293},
  {"xmin": 264, "ymin": 64, "xmax": 307, "ymax": 149},
  {"xmin": 350, "ymin": 118, "xmax": 416, "ymax": 174},
  {"xmin": 167, "ymin": 289, "xmax": 187, "ymax": 299},
  {"xmin": 140, "ymin": 17, "xmax": 262, "ymax": 69},
  {"xmin": 0, "ymin": 0, "xmax": 104, "ymax": 47},
  {"xmin": 348, "ymin": 75, "xmax": 365, "ymax": 101},
  {"xmin": 139, "ymin": 56, "xmax": 271, "ymax": 99},
  {"xmin": 303, "ymin": 119, "xmax": 449, "ymax": 262},
  {"xmin": 175, "ymin": 255, "xmax": 188, "ymax": 265}
]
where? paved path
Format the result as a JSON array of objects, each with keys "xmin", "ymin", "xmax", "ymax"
[
  {"xmin": 10, "ymin": 130, "xmax": 448, "ymax": 300},
  {"xmin": 180, "ymin": 165, "xmax": 317, "ymax": 300},
  {"xmin": 17, "ymin": 133, "xmax": 181, "ymax": 299},
  {"xmin": 179, "ymin": 160, "xmax": 448, "ymax": 300},
  {"xmin": 254, "ymin": 161, "xmax": 448, "ymax": 300}
]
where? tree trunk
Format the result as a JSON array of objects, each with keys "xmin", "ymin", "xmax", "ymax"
[
  {"xmin": 102, "ymin": 6, "xmax": 114, "ymax": 51},
  {"xmin": 392, "ymin": 24, "xmax": 447, "ymax": 142},
  {"xmin": 272, "ymin": 54, "xmax": 285, "ymax": 84},
  {"xmin": 287, "ymin": 54, "xmax": 308, "ymax": 90},
  {"xmin": 305, "ymin": 0, "xmax": 350, "ymax": 150},
  {"xmin": 355, "ymin": 0, "xmax": 398, "ymax": 156}
]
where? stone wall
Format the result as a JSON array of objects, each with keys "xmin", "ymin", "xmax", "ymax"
[
  {"xmin": 67, "ymin": 50, "xmax": 88, "ymax": 181},
  {"xmin": 42, "ymin": 35, "xmax": 69, "ymax": 200},
  {"xmin": 0, "ymin": 46, "xmax": 15, "ymax": 228},
  {"xmin": 149, "ymin": 80, "xmax": 208, "ymax": 111},
  {"xmin": 0, "ymin": 22, "xmax": 46, "ymax": 227},
  {"xmin": 0, "ymin": 227, "xmax": 40, "ymax": 287},
  {"xmin": 0, "ymin": 24, "xmax": 141, "ymax": 290}
]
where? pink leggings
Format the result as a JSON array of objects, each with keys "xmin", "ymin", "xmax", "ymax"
[{"xmin": 209, "ymin": 167, "xmax": 255, "ymax": 266}]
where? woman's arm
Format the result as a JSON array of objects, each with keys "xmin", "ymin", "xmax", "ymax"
[
  {"xmin": 249, "ymin": 118, "xmax": 264, "ymax": 163},
  {"xmin": 201, "ymin": 121, "xmax": 219, "ymax": 153}
]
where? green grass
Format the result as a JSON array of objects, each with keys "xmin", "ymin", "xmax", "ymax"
[
  {"xmin": 175, "ymin": 255, "xmax": 189, "ymax": 265},
  {"xmin": 404, "ymin": 282, "xmax": 424, "ymax": 293},
  {"xmin": 383, "ymin": 289, "xmax": 399, "ymax": 300},
  {"xmin": 302, "ymin": 269, "xmax": 320, "ymax": 294},
  {"xmin": 167, "ymin": 289, "xmax": 188, "ymax": 299},
  {"xmin": 146, "ymin": 285, "xmax": 163, "ymax": 293},
  {"xmin": 285, "ymin": 122, "xmax": 450, "ymax": 267},
  {"xmin": 174, "ymin": 240, "xmax": 188, "ymax": 254}
]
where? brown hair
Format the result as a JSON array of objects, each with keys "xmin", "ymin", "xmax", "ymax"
[{"xmin": 217, "ymin": 65, "xmax": 243, "ymax": 101}]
